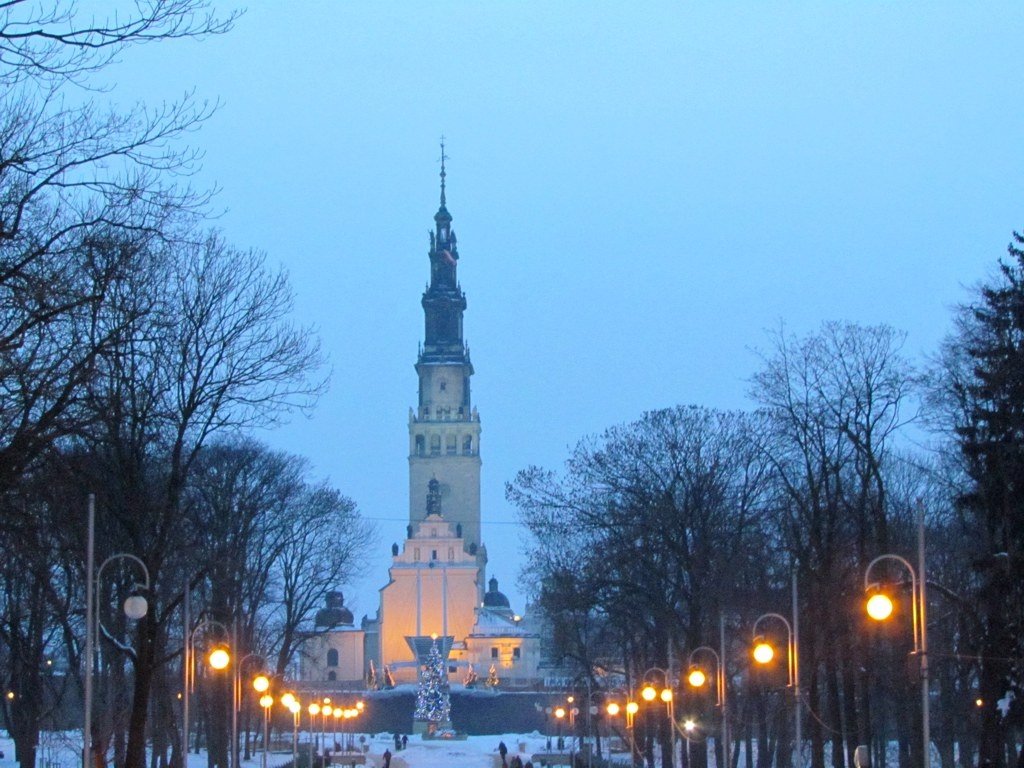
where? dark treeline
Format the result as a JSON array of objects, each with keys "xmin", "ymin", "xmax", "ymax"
[
  {"xmin": 510, "ymin": 243, "xmax": 1024, "ymax": 768},
  {"xmin": 0, "ymin": 4, "xmax": 373, "ymax": 768}
]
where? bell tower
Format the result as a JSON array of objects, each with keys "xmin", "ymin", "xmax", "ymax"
[{"xmin": 408, "ymin": 143, "xmax": 484, "ymax": 562}]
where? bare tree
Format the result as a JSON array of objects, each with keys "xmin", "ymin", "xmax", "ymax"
[
  {"xmin": 510, "ymin": 405, "xmax": 774, "ymax": 768},
  {"xmin": 0, "ymin": 0, "xmax": 236, "ymax": 503},
  {"xmin": 750, "ymin": 321, "xmax": 917, "ymax": 768},
  {"xmin": 77, "ymin": 232, "xmax": 324, "ymax": 768}
]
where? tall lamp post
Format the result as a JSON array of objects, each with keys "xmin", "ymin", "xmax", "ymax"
[
  {"xmin": 640, "ymin": 668, "xmax": 674, "ymax": 768},
  {"xmin": 752, "ymin": 605, "xmax": 801, "ymax": 768},
  {"xmin": 83, "ymin": 495, "xmax": 151, "ymax": 768},
  {"xmin": 258, "ymin": 692, "xmax": 273, "ymax": 768},
  {"xmin": 281, "ymin": 693, "xmax": 300, "ymax": 768},
  {"xmin": 864, "ymin": 503, "xmax": 929, "ymax": 768},
  {"xmin": 605, "ymin": 698, "xmax": 640, "ymax": 766},
  {"xmin": 183, "ymin": 619, "xmax": 230, "ymax": 765},
  {"xmin": 308, "ymin": 702, "xmax": 322, "ymax": 755},
  {"xmin": 687, "ymin": 644, "xmax": 726, "ymax": 765},
  {"xmin": 228, "ymin": 651, "xmax": 269, "ymax": 768}
]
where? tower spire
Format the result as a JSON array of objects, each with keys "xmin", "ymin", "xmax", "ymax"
[{"xmin": 439, "ymin": 136, "xmax": 447, "ymax": 208}]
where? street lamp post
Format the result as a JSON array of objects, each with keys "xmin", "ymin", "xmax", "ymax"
[
  {"xmin": 258, "ymin": 692, "xmax": 273, "ymax": 768},
  {"xmin": 281, "ymin": 693, "xmax": 300, "ymax": 768},
  {"xmin": 683, "ymin": 719, "xmax": 696, "ymax": 768},
  {"xmin": 321, "ymin": 702, "xmax": 333, "ymax": 757},
  {"xmin": 687, "ymin": 643, "xmax": 725, "ymax": 766},
  {"xmin": 752, "ymin": 604, "xmax": 800, "ymax": 768},
  {"xmin": 640, "ymin": 668, "xmax": 674, "ymax": 768},
  {"xmin": 83, "ymin": 495, "xmax": 151, "ymax": 768},
  {"xmin": 308, "ymin": 703, "xmax": 321, "ymax": 756},
  {"xmin": 228, "ymin": 649, "xmax": 269, "ymax": 768},
  {"xmin": 864, "ymin": 503, "xmax": 929, "ymax": 768},
  {"xmin": 183, "ymin": 617, "xmax": 230, "ymax": 765}
]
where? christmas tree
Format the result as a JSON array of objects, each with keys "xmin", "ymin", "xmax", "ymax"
[
  {"xmin": 485, "ymin": 663, "xmax": 500, "ymax": 688},
  {"xmin": 413, "ymin": 638, "xmax": 451, "ymax": 729}
]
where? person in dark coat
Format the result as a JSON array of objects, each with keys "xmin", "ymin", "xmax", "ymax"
[
  {"xmin": 498, "ymin": 741, "xmax": 509, "ymax": 766},
  {"xmin": 401, "ymin": 735, "xmax": 408, "ymax": 750},
  {"xmin": 383, "ymin": 748, "xmax": 392, "ymax": 768}
]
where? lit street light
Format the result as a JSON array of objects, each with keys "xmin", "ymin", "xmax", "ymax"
[
  {"xmin": 751, "ymin": 609, "xmax": 800, "ymax": 768},
  {"xmin": 751, "ymin": 567, "xmax": 802, "ymax": 767},
  {"xmin": 864, "ymin": 501, "xmax": 930, "ymax": 768},
  {"xmin": 687, "ymin": 645, "xmax": 725, "ymax": 768},
  {"xmin": 258, "ymin": 693, "xmax": 273, "ymax": 768}
]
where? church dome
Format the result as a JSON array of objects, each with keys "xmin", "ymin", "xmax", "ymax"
[
  {"xmin": 315, "ymin": 591, "xmax": 354, "ymax": 628},
  {"xmin": 483, "ymin": 577, "xmax": 510, "ymax": 609}
]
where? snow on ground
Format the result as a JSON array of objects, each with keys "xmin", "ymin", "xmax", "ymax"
[{"xmin": 0, "ymin": 731, "xmax": 570, "ymax": 768}]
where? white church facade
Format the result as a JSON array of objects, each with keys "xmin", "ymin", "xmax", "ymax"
[{"xmin": 300, "ymin": 156, "xmax": 542, "ymax": 689}]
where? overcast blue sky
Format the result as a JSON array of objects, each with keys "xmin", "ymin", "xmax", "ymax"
[{"xmin": 106, "ymin": 2, "xmax": 1024, "ymax": 621}]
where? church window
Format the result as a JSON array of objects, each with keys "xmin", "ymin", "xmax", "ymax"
[
  {"xmin": 414, "ymin": 548, "xmax": 420, "ymax": 561},
  {"xmin": 327, "ymin": 649, "xmax": 338, "ymax": 667},
  {"xmin": 432, "ymin": 549, "xmax": 438, "ymax": 560},
  {"xmin": 462, "ymin": 436, "xmax": 472, "ymax": 455},
  {"xmin": 491, "ymin": 647, "xmax": 499, "ymax": 659},
  {"xmin": 448, "ymin": 547, "xmax": 454, "ymax": 561},
  {"xmin": 430, "ymin": 435, "xmax": 441, "ymax": 456},
  {"xmin": 415, "ymin": 435, "xmax": 425, "ymax": 456},
  {"xmin": 446, "ymin": 435, "xmax": 456, "ymax": 454},
  {"xmin": 513, "ymin": 647, "xmax": 521, "ymax": 659},
  {"xmin": 328, "ymin": 671, "xmax": 336, "ymax": 681},
  {"xmin": 431, "ymin": 528, "xmax": 437, "ymax": 537}
]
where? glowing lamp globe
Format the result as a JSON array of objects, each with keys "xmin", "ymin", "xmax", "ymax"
[
  {"xmin": 626, "ymin": 702, "xmax": 639, "ymax": 716},
  {"xmin": 289, "ymin": 701, "xmax": 301, "ymax": 714},
  {"xmin": 688, "ymin": 668, "xmax": 707, "ymax": 688},
  {"xmin": 660, "ymin": 689, "xmax": 673, "ymax": 703},
  {"xmin": 259, "ymin": 694, "xmax": 273, "ymax": 709},
  {"xmin": 123, "ymin": 595, "xmax": 148, "ymax": 620},
  {"xmin": 866, "ymin": 593, "xmax": 894, "ymax": 621},
  {"xmin": 208, "ymin": 647, "xmax": 230, "ymax": 670},
  {"xmin": 606, "ymin": 703, "xmax": 620, "ymax": 716},
  {"xmin": 322, "ymin": 705, "xmax": 334, "ymax": 717},
  {"xmin": 252, "ymin": 675, "xmax": 270, "ymax": 693},
  {"xmin": 641, "ymin": 685, "xmax": 656, "ymax": 702},
  {"xmin": 684, "ymin": 720, "xmax": 696, "ymax": 733},
  {"xmin": 309, "ymin": 703, "xmax": 320, "ymax": 716},
  {"xmin": 555, "ymin": 707, "xmax": 566, "ymax": 719},
  {"xmin": 281, "ymin": 692, "xmax": 296, "ymax": 707},
  {"xmin": 753, "ymin": 642, "xmax": 775, "ymax": 665},
  {"xmin": 356, "ymin": 701, "xmax": 365, "ymax": 711}
]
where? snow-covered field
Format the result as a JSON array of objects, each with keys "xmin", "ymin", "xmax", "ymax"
[{"xmin": 0, "ymin": 731, "xmax": 571, "ymax": 768}]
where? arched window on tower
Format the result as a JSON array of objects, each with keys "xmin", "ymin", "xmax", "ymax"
[
  {"xmin": 446, "ymin": 435, "xmax": 456, "ymax": 455},
  {"xmin": 328, "ymin": 671, "xmax": 336, "ymax": 681},
  {"xmin": 463, "ymin": 436, "xmax": 472, "ymax": 455},
  {"xmin": 430, "ymin": 435, "xmax": 441, "ymax": 456},
  {"xmin": 327, "ymin": 649, "xmax": 339, "ymax": 667},
  {"xmin": 415, "ymin": 435, "xmax": 425, "ymax": 456}
]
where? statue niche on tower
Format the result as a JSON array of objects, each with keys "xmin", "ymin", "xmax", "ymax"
[{"xmin": 426, "ymin": 477, "xmax": 442, "ymax": 518}]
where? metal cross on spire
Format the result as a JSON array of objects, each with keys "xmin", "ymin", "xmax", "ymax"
[{"xmin": 439, "ymin": 135, "xmax": 448, "ymax": 206}]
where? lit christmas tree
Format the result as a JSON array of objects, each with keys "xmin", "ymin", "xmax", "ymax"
[{"xmin": 413, "ymin": 638, "xmax": 451, "ymax": 731}]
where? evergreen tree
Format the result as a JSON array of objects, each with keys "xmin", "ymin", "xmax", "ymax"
[
  {"xmin": 413, "ymin": 639, "xmax": 451, "ymax": 728},
  {"xmin": 943, "ymin": 232, "xmax": 1024, "ymax": 767}
]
